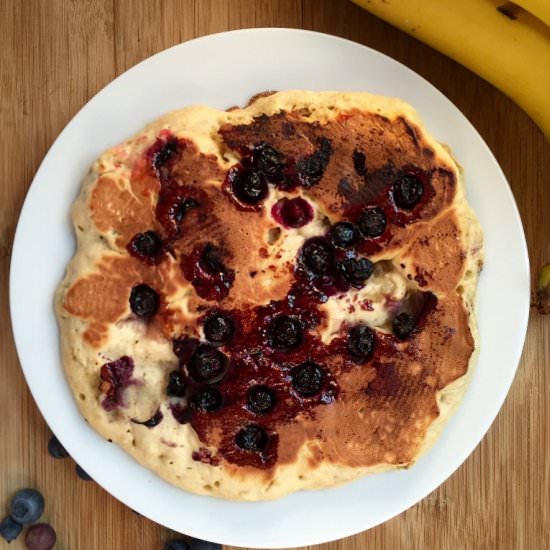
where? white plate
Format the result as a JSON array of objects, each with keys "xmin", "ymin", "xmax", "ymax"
[{"xmin": 10, "ymin": 29, "xmax": 529, "ymax": 548}]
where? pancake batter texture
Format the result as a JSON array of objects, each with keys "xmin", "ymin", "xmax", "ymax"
[{"xmin": 56, "ymin": 91, "xmax": 483, "ymax": 500}]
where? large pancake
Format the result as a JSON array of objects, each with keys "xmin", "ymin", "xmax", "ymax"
[{"xmin": 55, "ymin": 91, "xmax": 483, "ymax": 500}]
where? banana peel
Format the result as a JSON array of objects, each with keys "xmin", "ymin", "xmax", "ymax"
[{"xmin": 351, "ymin": 0, "xmax": 550, "ymax": 141}]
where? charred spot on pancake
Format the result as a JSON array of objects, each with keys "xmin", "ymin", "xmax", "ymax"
[
  {"xmin": 347, "ymin": 325, "xmax": 375, "ymax": 363},
  {"xmin": 296, "ymin": 137, "xmax": 333, "ymax": 187},
  {"xmin": 300, "ymin": 237, "xmax": 334, "ymax": 276},
  {"xmin": 352, "ymin": 149, "xmax": 367, "ymax": 176},
  {"xmin": 267, "ymin": 315, "xmax": 303, "ymax": 351},
  {"xmin": 99, "ymin": 356, "xmax": 134, "ymax": 411},
  {"xmin": 129, "ymin": 284, "xmax": 160, "ymax": 318},
  {"xmin": 166, "ymin": 370, "xmax": 187, "ymax": 397},
  {"xmin": 271, "ymin": 197, "xmax": 313, "ymax": 228},
  {"xmin": 336, "ymin": 257, "xmax": 374, "ymax": 287},
  {"xmin": 358, "ymin": 207, "xmax": 387, "ymax": 238},
  {"xmin": 189, "ymin": 387, "xmax": 223, "ymax": 412},
  {"xmin": 247, "ymin": 385, "xmax": 276, "ymax": 415},
  {"xmin": 235, "ymin": 425, "xmax": 269, "ymax": 452},
  {"xmin": 131, "ymin": 408, "xmax": 163, "ymax": 428},
  {"xmin": 203, "ymin": 312, "xmax": 235, "ymax": 345},
  {"xmin": 127, "ymin": 230, "xmax": 163, "ymax": 263},
  {"xmin": 290, "ymin": 361, "xmax": 325, "ymax": 397},
  {"xmin": 392, "ymin": 174, "xmax": 424, "ymax": 210},
  {"xmin": 188, "ymin": 344, "xmax": 227, "ymax": 382},
  {"xmin": 392, "ymin": 312, "xmax": 416, "ymax": 340},
  {"xmin": 182, "ymin": 243, "xmax": 235, "ymax": 301},
  {"xmin": 330, "ymin": 222, "xmax": 359, "ymax": 249}
]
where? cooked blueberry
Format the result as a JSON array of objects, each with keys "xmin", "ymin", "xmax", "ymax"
[
  {"xmin": 290, "ymin": 361, "xmax": 324, "ymax": 397},
  {"xmin": 393, "ymin": 174, "xmax": 424, "ymax": 209},
  {"xmin": 330, "ymin": 222, "xmax": 359, "ymax": 248},
  {"xmin": 337, "ymin": 257, "xmax": 374, "ymax": 287},
  {"xmin": 301, "ymin": 238, "xmax": 333, "ymax": 275},
  {"xmin": 252, "ymin": 142, "xmax": 285, "ymax": 181},
  {"xmin": 352, "ymin": 149, "xmax": 367, "ymax": 176},
  {"xmin": 203, "ymin": 313, "xmax": 234, "ymax": 345},
  {"xmin": 267, "ymin": 315, "xmax": 302, "ymax": 351},
  {"xmin": 247, "ymin": 385, "xmax": 276, "ymax": 414},
  {"xmin": 128, "ymin": 230, "xmax": 163, "ymax": 259},
  {"xmin": 164, "ymin": 540, "xmax": 190, "ymax": 550},
  {"xmin": 235, "ymin": 425, "xmax": 269, "ymax": 452},
  {"xmin": 10, "ymin": 489, "xmax": 44, "ymax": 525},
  {"xmin": 230, "ymin": 167, "xmax": 268, "ymax": 204},
  {"xmin": 131, "ymin": 409, "xmax": 164, "ymax": 428},
  {"xmin": 75, "ymin": 464, "xmax": 93, "ymax": 481},
  {"xmin": 393, "ymin": 312, "xmax": 416, "ymax": 340},
  {"xmin": 189, "ymin": 538, "xmax": 222, "ymax": 550},
  {"xmin": 0, "ymin": 516, "xmax": 22, "ymax": 543},
  {"xmin": 129, "ymin": 284, "xmax": 160, "ymax": 318},
  {"xmin": 199, "ymin": 244, "xmax": 225, "ymax": 275},
  {"xmin": 189, "ymin": 345, "xmax": 226, "ymax": 382},
  {"xmin": 296, "ymin": 137, "xmax": 333, "ymax": 187},
  {"xmin": 24, "ymin": 523, "xmax": 57, "ymax": 550},
  {"xmin": 166, "ymin": 370, "xmax": 187, "ymax": 397},
  {"xmin": 190, "ymin": 388, "xmax": 223, "ymax": 412},
  {"xmin": 47, "ymin": 434, "xmax": 69, "ymax": 459},
  {"xmin": 271, "ymin": 197, "xmax": 313, "ymax": 228},
  {"xmin": 153, "ymin": 138, "xmax": 179, "ymax": 171},
  {"xmin": 358, "ymin": 207, "xmax": 386, "ymax": 238},
  {"xmin": 347, "ymin": 325, "xmax": 375, "ymax": 362}
]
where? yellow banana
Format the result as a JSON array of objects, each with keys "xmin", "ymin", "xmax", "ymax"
[{"xmin": 351, "ymin": 0, "xmax": 550, "ymax": 140}]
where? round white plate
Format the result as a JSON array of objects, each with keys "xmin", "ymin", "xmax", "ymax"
[{"xmin": 10, "ymin": 29, "xmax": 529, "ymax": 548}]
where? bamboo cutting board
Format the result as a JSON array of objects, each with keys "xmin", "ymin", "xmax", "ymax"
[{"xmin": 1, "ymin": 1, "xmax": 548, "ymax": 549}]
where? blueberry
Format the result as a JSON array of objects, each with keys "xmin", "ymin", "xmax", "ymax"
[
  {"xmin": 9, "ymin": 489, "xmax": 44, "ymax": 525},
  {"xmin": 131, "ymin": 408, "xmax": 164, "ymax": 428},
  {"xmin": 129, "ymin": 284, "xmax": 160, "ymax": 318},
  {"xmin": 166, "ymin": 370, "xmax": 187, "ymax": 397},
  {"xmin": 47, "ymin": 434, "xmax": 69, "ymax": 459},
  {"xmin": 153, "ymin": 138, "xmax": 180, "ymax": 172},
  {"xmin": 393, "ymin": 312, "xmax": 416, "ymax": 340},
  {"xmin": 347, "ymin": 325, "xmax": 375, "ymax": 362},
  {"xmin": 171, "ymin": 197, "xmax": 199, "ymax": 224},
  {"xmin": 393, "ymin": 174, "xmax": 424, "ymax": 209},
  {"xmin": 24, "ymin": 523, "xmax": 56, "ymax": 550},
  {"xmin": 199, "ymin": 244, "xmax": 225, "ymax": 275},
  {"xmin": 189, "ymin": 538, "xmax": 222, "ymax": 550},
  {"xmin": 336, "ymin": 257, "xmax": 374, "ymax": 287},
  {"xmin": 301, "ymin": 238, "xmax": 333, "ymax": 275},
  {"xmin": 290, "ymin": 362, "xmax": 324, "ymax": 397},
  {"xmin": 247, "ymin": 385, "xmax": 276, "ymax": 414},
  {"xmin": 267, "ymin": 315, "xmax": 302, "ymax": 351},
  {"xmin": 128, "ymin": 230, "xmax": 163, "ymax": 259},
  {"xmin": 164, "ymin": 540, "xmax": 190, "ymax": 550},
  {"xmin": 75, "ymin": 464, "xmax": 93, "ymax": 481},
  {"xmin": 189, "ymin": 345, "xmax": 227, "ymax": 382},
  {"xmin": 230, "ymin": 167, "xmax": 268, "ymax": 205},
  {"xmin": 252, "ymin": 142, "xmax": 285, "ymax": 181},
  {"xmin": 330, "ymin": 222, "xmax": 359, "ymax": 248},
  {"xmin": 203, "ymin": 313, "xmax": 234, "ymax": 345},
  {"xmin": 0, "ymin": 516, "xmax": 22, "ymax": 543},
  {"xmin": 189, "ymin": 388, "xmax": 223, "ymax": 412},
  {"xmin": 235, "ymin": 425, "xmax": 269, "ymax": 452},
  {"xmin": 358, "ymin": 207, "xmax": 386, "ymax": 238}
]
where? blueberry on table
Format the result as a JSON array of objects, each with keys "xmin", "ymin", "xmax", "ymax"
[
  {"xmin": 163, "ymin": 540, "xmax": 190, "ymax": 550},
  {"xmin": 9, "ymin": 488, "xmax": 45, "ymax": 525},
  {"xmin": 75, "ymin": 464, "xmax": 93, "ymax": 481},
  {"xmin": 47, "ymin": 434, "xmax": 69, "ymax": 459},
  {"xmin": 0, "ymin": 515, "xmax": 22, "ymax": 543},
  {"xmin": 24, "ymin": 523, "xmax": 56, "ymax": 550},
  {"xmin": 189, "ymin": 538, "xmax": 222, "ymax": 550}
]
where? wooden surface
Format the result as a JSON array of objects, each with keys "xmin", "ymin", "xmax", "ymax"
[{"xmin": 1, "ymin": 1, "xmax": 549, "ymax": 549}]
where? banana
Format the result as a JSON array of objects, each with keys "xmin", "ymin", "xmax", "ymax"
[{"xmin": 351, "ymin": 0, "xmax": 550, "ymax": 141}]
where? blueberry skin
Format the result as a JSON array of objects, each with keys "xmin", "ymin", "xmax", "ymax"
[
  {"xmin": 0, "ymin": 515, "xmax": 22, "ymax": 543},
  {"xmin": 164, "ymin": 540, "xmax": 190, "ymax": 550},
  {"xmin": 75, "ymin": 464, "xmax": 93, "ymax": 481},
  {"xmin": 9, "ymin": 488, "xmax": 45, "ymax": 525},
  {"xmin": 189, "ymin": 538, "xmax": 222, "ymax": 550},
  {"xmin": 47, "ymin": 434, "xmax": 69, "ymax": 459}
]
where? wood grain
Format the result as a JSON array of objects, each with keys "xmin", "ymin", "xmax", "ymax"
[{"xmin": 1, "ymin": 1, "xmax": 548, "ymax": 549}]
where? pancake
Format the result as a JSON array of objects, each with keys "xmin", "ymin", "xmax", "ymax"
[{"xmin": 55, "ymin": 91, "xmax": 483, "ymax": 500}]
